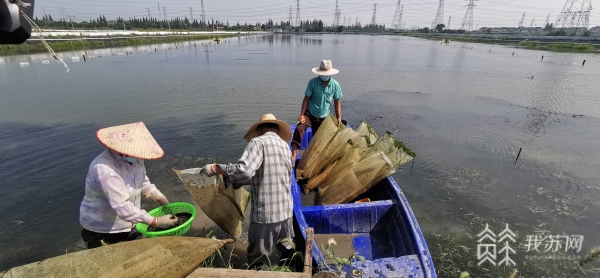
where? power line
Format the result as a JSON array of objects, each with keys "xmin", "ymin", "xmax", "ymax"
[{"xmin": 432, "ymin": 0, "xmax": 444, "ymax": 29}]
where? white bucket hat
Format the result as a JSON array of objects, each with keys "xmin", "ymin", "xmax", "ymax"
[
  {"xmin": 244, "ymin": 114, "xmax": 292, "ymax": 142},
  {"xmin": 96, "ymin": 122, "xmax": 164, "ymax": 160},
  {"xmin": 312, "ymin": 60, "xmax": 339, "ymax": 75}
]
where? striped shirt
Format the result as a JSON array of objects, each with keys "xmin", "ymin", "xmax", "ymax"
[{"xmin": 221, "ymin": 132, "xmax": 293, "ymax": 224}]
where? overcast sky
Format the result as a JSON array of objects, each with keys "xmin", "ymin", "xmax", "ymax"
[{"xmin": 34, "ymin": 0, "xmax": 599, "ymax": 29}]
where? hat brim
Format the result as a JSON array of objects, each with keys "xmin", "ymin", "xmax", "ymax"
[
  {"xmin": 244, "ymin": 119, "xmax": 292, "ymax": 143},
  {"xmin": 312, "ymin": 67, "xmax": 339, "ymax": 75}
]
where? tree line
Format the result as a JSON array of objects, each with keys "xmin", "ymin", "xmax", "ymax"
[{"xmin": 34, "ymin": 14, "xmax": 387, "ymax": 33}]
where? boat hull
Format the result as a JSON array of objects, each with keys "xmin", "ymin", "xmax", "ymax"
[{"xmin": 290, "ymin": 125, "xmax": 436, "ymax": 277}]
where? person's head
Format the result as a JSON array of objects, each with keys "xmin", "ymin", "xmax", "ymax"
[
  {"xmin": 96, "ymin": 122, "xmax": 164, "ymax": 162},
  {"xmin": 257, "ymin": 123, "xmax": 280, "ymax": 135},
  {"xmin": 312, "ymin": 60, "xmax": 339, "ymax": 80},
  {"xmin": 244, "ymin": 114, "xmax": 292, "ymax": 142}
]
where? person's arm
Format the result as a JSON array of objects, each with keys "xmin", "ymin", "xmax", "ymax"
[
  {"xmin": 333, "ymin": 81, "xmax": 343, "ymax": 126},
  {"xmin": 95, "ymin": 165, "xmax": 154, "ymax": 225},
  {"xmin": 299, "ymin": 95, "xmax": 310, "ymax": 122},
  {"xmin": 334, "ymin": 98, "xmax": 342, "ymax": 126},
  {"xmin": 219, "ymin": 139, "xmax": 264, "ymax": 188},
  {"xmin": 141, "ymin": 172, "xmax": 164, "ymax": 200},
  {"xmin": 299, "ymin": 79, "xmax": 313, "ymax": 122}
]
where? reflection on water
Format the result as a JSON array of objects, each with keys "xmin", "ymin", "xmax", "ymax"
[{"xmin": 1, "ymin": 34, "xmax": 599, "ymax": 275}]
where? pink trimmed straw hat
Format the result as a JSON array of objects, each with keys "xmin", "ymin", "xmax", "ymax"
[{"xmin": 96, "ymin": 122, "xmax": 164, "ymax": 160}]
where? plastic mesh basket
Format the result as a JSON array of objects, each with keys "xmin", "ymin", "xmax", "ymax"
[{"xmin": 136, "ymin": 202, "xmax": 196, "ymax": 238}]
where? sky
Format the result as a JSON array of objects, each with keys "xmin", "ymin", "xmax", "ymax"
[{"xmin": 33, "ymin": 0, "xmax": 599, "ymax": 29}]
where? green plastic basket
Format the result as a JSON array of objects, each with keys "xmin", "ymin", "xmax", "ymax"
[{"xmin": 136, "ymin": 202, "xmax": 196, "ymax": 238}]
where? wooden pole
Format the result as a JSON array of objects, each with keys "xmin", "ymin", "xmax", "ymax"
[{"xmin": 304, "ymin": 227, "xmax": 314, "ymax": 274}]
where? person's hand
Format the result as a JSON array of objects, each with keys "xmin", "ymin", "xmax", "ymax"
[
  {"xmin": 337, "ymin": 117, "xmax": 342, "ymax": 126},
  {"xmin": 155, "ymin": 196, "xmax": 170, "ymax": 210},
  {"xmin": 298, "ymin": 115, "xmax": 306, "ymax": 124},
  {"xmin": 203, "ymin": 164, "xmax": 217, "ymax": 177},
  {"xmin": 155, "ymin": 215, "xmax": 178, "ymax": 229}
]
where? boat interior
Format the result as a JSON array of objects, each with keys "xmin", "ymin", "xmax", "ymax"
[{"xmin": 290, "ymin": 125, "xmax": 426, "ymax": 274}]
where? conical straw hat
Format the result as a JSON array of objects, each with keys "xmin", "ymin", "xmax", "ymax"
[{"xmin": 96, "ymin": 122, "xmax": 164, "ymax": 160}]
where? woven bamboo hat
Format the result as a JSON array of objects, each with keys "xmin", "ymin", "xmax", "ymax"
[
  {"xmin": 244, "ymin": 114, "xmax": 292, "ymax": 142},
  {"xmin": 312, "ymin": 60, "xmax": 339, "ymax": 75},
  {"xmin": 96, "ymin": 122, "xmax": 164, "ymax": 160}
]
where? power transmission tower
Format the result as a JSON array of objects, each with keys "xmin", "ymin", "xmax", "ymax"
[
  {"xmin": 146, "ymin": 8, "xmax": 152, "ymax": 18},
  {"xmin": 432, "ymin": 0, "xmax": 444, "ymax": 30},
  {"xmin": 530, "ymin": 19, "xmax": 535, "ymax": 27},
  {"xmin": 448, "ymin": 15, "xmax": 451, "ymax": 29},
  {"xmin": 460, "ymin": 0, "xmax": 476, "ymax": 31},
  {"xmin": 355, "ymin": 17, "xmax": 359, "ymax": 29},
  {"xmin": 289, "ymin": 6, "xmax": 293, "ymax": 26},
  {"xmin": 555, "ymin": 0, "xmax": 592, "ymax": 33},
  {"xmin": 333, "ymin": 0, "xmax": 340, "ymax": 26},
  {"xmin": 544, "ymin": 14, "xmax": 550, "ymax": 26},
  {"xmin": 400, "ymin": 7, "xmax": 404, "ymax": 29},
  {"xmin": 371, "ymin": 3, "xmax": 377, "ymax": 25},
  {"xmin": 518, "ymin": 12, "xmax": 525, "ymax": 27},
  {"xmin": 336, "ymin": 10, "xmax": 342, "ymax": 27},
  {"xmin": 157, "ymin": 3, "xmax": 161, "ymax": 20},
  {"xmin": 189, "ymin": 7, "xmax": 193, "ymax": 21},
  {"xmin": 201, "ymin": 0, "xmax": 206, "ymax": 24},
  {"xmin": 296, "ymin": 0, "xmax": 301, "ymax": 28},
  {"xmin": 162, "ymin": 6, "xmax": 171, "ymax": 31},
  {"xmin": 392, "ymin": 0, "xmax": 402, "ymax": 30}
]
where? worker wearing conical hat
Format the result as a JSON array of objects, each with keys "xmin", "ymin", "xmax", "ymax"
[
  {"xmin": 203, "ymin": 114, "xmax": 294, "ymax": 269},
  {"xmin": 291, "ymin": 60, "xmax": 344, "ymax": 165},
  {"xmin": 79, "ymin": 122, "xmax": 178, "ymax": 249}
]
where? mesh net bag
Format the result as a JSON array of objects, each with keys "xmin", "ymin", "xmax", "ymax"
[
  {"xmin": 174, "ymin": 168, "xmax": 250, "ymax": 239},
  {"xmin": 0, "ymin": 237, "xmax": 231, "ymax": 278}
]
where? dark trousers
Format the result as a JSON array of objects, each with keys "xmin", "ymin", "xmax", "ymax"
[
  {"xmin": 81, "ymin": 228, "xmax": 142, "ymax": 249},
  {"xmin": 291, "ymin": 111, "xmax": 325, "ymax": 150}
]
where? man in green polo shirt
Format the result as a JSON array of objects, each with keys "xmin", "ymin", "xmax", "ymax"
[{"xmin": 291, "ymin": 60, "xmax": 343, "ymax": 164}]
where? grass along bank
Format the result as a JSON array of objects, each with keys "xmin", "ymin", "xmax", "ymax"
[
  {"xmin": 404, "ymin": 33, "xmax": 598, "ymax": 53},
  {"xmin": 0, "ymin": 33, "xmax": 240, "ymax": 56}
]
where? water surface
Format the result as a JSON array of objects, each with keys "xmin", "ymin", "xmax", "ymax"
[{"xmin": 1, "ymin": 34, "xmax": 599, "ymax": 275}]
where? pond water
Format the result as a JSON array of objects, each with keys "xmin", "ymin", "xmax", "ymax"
[{"xmin": 1, "ymin": 34, "xmax": 599, "ymax": 275}]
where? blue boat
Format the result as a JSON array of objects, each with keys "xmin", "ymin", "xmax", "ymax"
[{"xmin": 290, "ymin": 125, "xmax": 436, "ymax": 278}]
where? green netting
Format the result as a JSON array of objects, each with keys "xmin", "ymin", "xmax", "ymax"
[
  {"xmin": 0, "ymin": 237, "xmax": 230, "ymax": 278},
  {"xmin": 174, "ymin": 168, "xmax": 250, "ymax": 239}
]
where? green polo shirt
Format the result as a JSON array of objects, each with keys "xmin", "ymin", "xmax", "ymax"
[{"xmin": 305, "ymin": 77, "xmax": 343, "ymax": 119}]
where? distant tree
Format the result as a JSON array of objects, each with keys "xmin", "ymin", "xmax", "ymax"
[{"xmin": 435, "ymin": 24, "xmax": 445, "ymax": 32}]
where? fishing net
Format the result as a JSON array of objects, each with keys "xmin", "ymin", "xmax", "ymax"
[
  {"xmin": 297, "ymin": 115, "xmax": 415, "ymax": 205},
  {"xmin": 0, "ymin": 237, "xmax": 231, "ymax": 278},
  {"xmin": 174, "ymin": 168, "xmax": 250, "ymax": 239}
]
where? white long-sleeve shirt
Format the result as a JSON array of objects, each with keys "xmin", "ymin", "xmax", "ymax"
[{"xmin": 79, "ymin": 149, "xmax": 164, "ymax": 233}]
